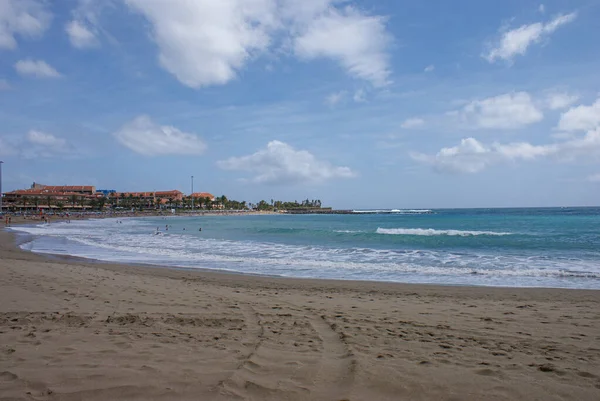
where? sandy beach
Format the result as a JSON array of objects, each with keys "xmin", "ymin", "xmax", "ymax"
[{"xmin": 1, "ymin": 229, "xmax": 599, "ymax": 400}]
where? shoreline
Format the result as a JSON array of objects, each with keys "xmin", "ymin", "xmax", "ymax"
[
  {"xmin": 6, "ymin": 217, "xmax": 600, "ymax": 291},
  {"xmin": 5, "ymin": 229, "xmax": 600, "ymax": 296}
]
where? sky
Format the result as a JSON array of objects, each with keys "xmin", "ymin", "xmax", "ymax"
[{"xmin": 1, "ymin": 0, "xmax": 600, "ymax": 209}]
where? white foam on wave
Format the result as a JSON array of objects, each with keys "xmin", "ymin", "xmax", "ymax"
[
  {"xmin": 352, "ymin": 209, "xmax": 432, "ymax": 214},
  {"xmin": 24, "ymin": 232, "xmax": 598, "ymax": 278},
  {"xmin": 390, "ymin": 209, "xmax": 432, "ymax": 213},
  {"xmin": 11, "ymin": 216, "xmax": 600, "ymax": 288},
  {"xmin": 376, "ymin": 228, "xmax": 512, "ymax": 236}
]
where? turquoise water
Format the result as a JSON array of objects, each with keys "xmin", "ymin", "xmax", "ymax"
[{"xmin": 11, "ymin": 207, "xmax": 600, "ymax": 289}]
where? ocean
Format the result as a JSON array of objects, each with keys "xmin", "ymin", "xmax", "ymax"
[{"xmin": 9, "ymin": 207, "xmax": 600, "ymax": 289}]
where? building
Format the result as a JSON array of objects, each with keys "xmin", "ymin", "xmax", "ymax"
[
  {"xmin": 155, "ymin": 190, "xmax": 184, "ymax": 201},
  {"xmin": 2, "ymin": 186, "xmax": 103, "ymax": 210},
  {"xmin": 190, "ymin": 192, "xmax": 215, "ymax": 201},
  {"xmin": 31, "ymin": 182, "xmax": 96, "ymax": 195},
  {"xmin": 108, "ymin": 190, "xmax": 184, "ymax": 208}
]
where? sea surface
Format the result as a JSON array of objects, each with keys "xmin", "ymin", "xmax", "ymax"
[{"xmin": 9, "ymin": 207, "xmax": 600, "ymax": 289}]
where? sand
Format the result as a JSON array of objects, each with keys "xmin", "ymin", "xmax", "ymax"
[{"xmin": 1, "ymin": 230, "xmax": 599, "ymax": 401}]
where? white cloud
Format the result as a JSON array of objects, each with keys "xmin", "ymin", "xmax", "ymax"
[
  {"xmin": 0, "ymin": 79, "xmax": 9, "ymax": 90},
  {"xmin": 424, "ymin": 65, "xmax": 435, "ymax": 73},
  {"xmin": 587, "ymin": 173, "xmax": 600, "ymax": 183},
  {"xmin": 294, "ymin": 6, "xmax": 392, "ymax": 87},
  {"xmin": 484, "ymin": 12, "xmax": 576, "ymax": 63},
  {"xmin": 65, "ymin": 20, "xmax": 97, "ymax": 49},
  {"xmin": 325, "ymin": 90, "xmax": 347, "ymax": 106},
  {"xmin": 113, "ymin": 115, "xmax": 207, "ymax": 156},
  {"xmin": 217, "ymin": 140, "xmax": 355, "ymax": 184},
  {"xmin": 353, "ymin": 89, "xmax": 366, "ymax": 102},
  {"xmin": 1, "ymin": 131, "xmax": 72, "ymax": 159},
  {"xmin": 26, "ymin": 130, "xmax": 67, "ymax": 148},
  {"xmin": 557, "ymin": 97, "xmax": 600, "ymax": 132},
  {"xmin": 411, "ymin": 138, "xmax": 496, "ymax": 174},
  {"xmin": 65, "ymin": 0, "xmax": 107, "ymax": 49},
  {"xmin": 22, "ymin": 130, "xmax": 71, "ymax": 158},
  {"xmin": 546, "ymin": 92, "xmax": 579, "ymax": 110},
  {"xmin": 412, "ymin": 128, "xmax": 600, "ymax": 173},
  {"xmin": 454, "ymin": 92, "xmax": 543, "ymax": 129},
  {"xmin": 14, "ymin": 59, "xmax": 61, "ymax": 78},
  {"xmin": 125, "ymin": 0, "xmax": 277, "ymax": 88},
  {"xmin": 0, "ymin": 0, "xmax": 51, "ymax": 50},
  {"xmin": 125, "ymin": 1, "xmax": 393, "ymax": 88},
  {"xmin": 539, "ymin": 4, "xmax": 546, "ymax": 14},
  {"xmin": 401, "ymin": 118, "xmax": 424, "ymax": 129}
]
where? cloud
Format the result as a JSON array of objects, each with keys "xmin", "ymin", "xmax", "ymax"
[
  {"xmin": 539, "ymin": 4, "xmax": 546, "ymax": 14},
  {"xmin": 124, "ymin": 0, "xmax": 393, "ymax": 88},
  {"xmin": 14, "ymin": 59, "xmax": 61, "ymax": 78},
  {"xmin": 325, "ymin": 90, "xmax": 347, "ymax": 106},
  {"xmin": 113, "ymin": 115, "xmax": 207, "ymax": 156},
  {"xmin": 65, "ymin": 0, "xmax": 106, "ymax": 49},
  {"xmin": 424, "ymin": 65, "xmax": 435, "ymax": 72},
  {"xmin": 353, "ymin": 89, "xmax": 366, "ymax": 102},
  {"xmin": 412, "ymin": 128, "xmax": 600, "ymax": 173},
  {"xmin": 21, "ymin": 130, "xmax": 71, "ymax": 158},
  {"xmin": 65, "ymin": 20, "xmax": 97, "ymax": 48},
  {"xmin": 0, "ymin": 0, "xmax": 51, "ymax": 50},
  {"xmin": 217, "ymin": 140, "xmax": 355, "ymax": 184},
  {"xmin": 484, "ymin": 12, "xmax": 576, "ymax": 63},
  {"xmin": 401, "ymin": 118, "xmax": 424, "ymax": 129},
  {"xmin": 587, "ymin": 173, "xmax": 600, "ymax": 183},
  {"xmin": 294, "ymin": 6, "xmax": 392, "ymax": 87},
  {"xmin": 26, "ymin": 130, "xmax": 67, "ymax": 148},
  {"xmin": 453, "ymin": 92, "xmax": 543, "ymax": 129},
  {"xmin": 557, "ymin": 97, "xmax": 600, "ymax": 132},
  {"xmin": 0, "ymin": 130, "xmax": 72, "ymax": 159},
  {"xmin": 125, "ymin": 0, "xmax": 277, "ymax": 88},
  {"xmin": 0, "ymin": 79, "xmax": 9, "ymax": 90},
  {"xmin": 546, "ymin": 92, "xmax": 579, "ymax": 110}
]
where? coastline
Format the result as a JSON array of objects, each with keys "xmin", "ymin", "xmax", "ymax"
[{"xmin": 1, "ymin": 230, "xmax": 600, "ymax": 400}]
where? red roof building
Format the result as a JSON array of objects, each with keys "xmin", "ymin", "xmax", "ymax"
[{"xmin": 190, "ymin": 192, "xmax": 215, "ymax": 201}]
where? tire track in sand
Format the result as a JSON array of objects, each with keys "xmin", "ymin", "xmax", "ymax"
[
  {"xmin": 308, "ymin": 313, "xmax": 357, "ymax": 400},
  {"xmin": 213, "ymin": 303, "xmax": 265, "ymax": 400}
]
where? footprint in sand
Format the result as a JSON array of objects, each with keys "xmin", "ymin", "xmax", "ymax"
[{"xmin": 0, "ymin": 371, "xmax": 18, "ymax": 381}]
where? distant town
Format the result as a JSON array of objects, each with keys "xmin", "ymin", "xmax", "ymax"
[{"xmin": 0, "ymin": 182, "xmax": 330, "ymax": 213}]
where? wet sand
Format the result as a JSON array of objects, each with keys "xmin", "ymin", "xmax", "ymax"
[{"xmin": 1, "ymin": 230, "xmax": 599, "ymax": 400}]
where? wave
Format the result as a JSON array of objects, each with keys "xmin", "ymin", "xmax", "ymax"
[
  {"xmin": 11, "ymin": 217, "xmax": 600, "ymax": 289},
  {"xmin": 376, "ymin": 228, "xmax": 512, "ymax": 236},
  {"xmin": 21, "ymin": 234, "xmax": 600, "ymax": 284},
  {"xmin": 352, "ymin": 209, "xmax": 432, "ymax": 214}
]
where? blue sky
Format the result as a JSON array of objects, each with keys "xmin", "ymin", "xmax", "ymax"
[{"xmin": 1, "ymin": 0, "xmax": 600, "ymax": 209}]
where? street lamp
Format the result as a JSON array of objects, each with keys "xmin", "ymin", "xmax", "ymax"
[
  {"xmin": 191, "ymin": 175, "xmax": 194, "ymax": 212},
  {"xmin": 0, "ymin": 161, "xmax": 3, "ymax": 214}
]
